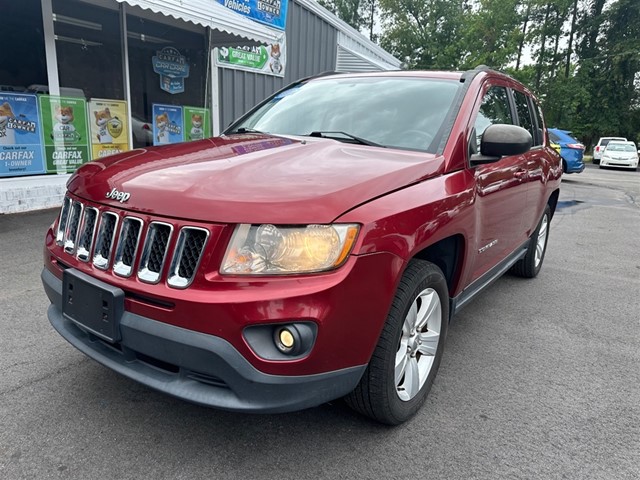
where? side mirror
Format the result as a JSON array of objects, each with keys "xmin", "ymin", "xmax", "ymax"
[{"xmin": 470, "ymin": 124, "xmax": 533, "ymax": 166}]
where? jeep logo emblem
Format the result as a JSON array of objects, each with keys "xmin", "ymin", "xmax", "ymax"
[{"xmin": 106, "ymin": 187, "xmax": 131, "ymax": 203}]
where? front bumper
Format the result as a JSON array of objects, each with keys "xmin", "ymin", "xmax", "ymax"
[
  {"xmin": 600, "ymin": 157, "xmax": 638, "ymax": 169},
  {"xmin": 42, "ymin": 268, "xmax": 365, "ymax": 413}
]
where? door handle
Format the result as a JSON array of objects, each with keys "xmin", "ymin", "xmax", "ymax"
[{"xmin": 514, "ymin": 168, "xmax": 528, "ymax": 179}]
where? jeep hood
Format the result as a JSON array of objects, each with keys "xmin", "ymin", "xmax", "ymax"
[{"xmin": 68, "ymin": 134, "xmax": 443, "ymax": 224}]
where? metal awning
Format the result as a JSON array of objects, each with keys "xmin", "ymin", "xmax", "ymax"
[{"xmin": 116, "ymin": 0, "xmax": 280, "ymax": 44}]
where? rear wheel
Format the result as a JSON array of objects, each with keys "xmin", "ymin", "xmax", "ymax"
[
  {"xmin": 345, "ymin": 260, "xmax": 449, "ymax": 425},
  {"xmin": 511, "ymin": 204, "xmax": 550, "ymax": 278}
]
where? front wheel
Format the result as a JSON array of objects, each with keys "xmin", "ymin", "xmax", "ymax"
[
  {"xmin": 345, "ymin": 260, "xmax": 449, "ymax": 425},
  {"xmin": 511, "ymin": 204, "xmax": 551, "ymax": 278}
]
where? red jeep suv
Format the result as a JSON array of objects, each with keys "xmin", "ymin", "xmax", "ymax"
[{"xmin": 42, "ymin": 67, "xmax": 561, "ymax": 424}]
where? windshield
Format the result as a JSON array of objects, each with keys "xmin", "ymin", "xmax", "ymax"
[
  {"xmin": 606, "ymin": 144, "xmax": 636, "ymax": 152},
  {"xmin": 228, "ymin": 77, "xmax": 461, "ymax": 152}
]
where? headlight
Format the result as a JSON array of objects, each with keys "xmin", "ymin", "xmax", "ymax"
[{"xmin": 221, "ymin": 224, "xmax": 359, "ymax": 275}]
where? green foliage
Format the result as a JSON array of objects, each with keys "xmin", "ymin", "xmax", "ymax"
[{"xmin": 373, "ymin": 0, "xmax": 640, "ymax": 149}]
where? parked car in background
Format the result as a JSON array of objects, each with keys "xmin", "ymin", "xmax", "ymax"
[
  {"xmin": 593, "ymin": 136, "xmax": 627, "ymax": 164},
  {"xmin": 548, "ymin": 128, "xmax": 585, "ymax": 174},
  {"xmin": 131, "ymin": 115, "xmax": 153, "ymax": 148},
  {"xmin": 599, "ymin": 141, "xmax": 639, "ymax": 170}
]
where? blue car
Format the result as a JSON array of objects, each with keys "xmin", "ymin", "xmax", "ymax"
[{"xmin": 548, "ymin": 128, "xmax": 585, "ymax": 174}]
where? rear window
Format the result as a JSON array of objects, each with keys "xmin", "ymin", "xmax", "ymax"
[
  {"xmin": 548, "ymin": 131, "xmax": 561, "ymax": 143},
  {"xmin": 606, "ymin": 144, "xmax": 636, "ymax": 152}
]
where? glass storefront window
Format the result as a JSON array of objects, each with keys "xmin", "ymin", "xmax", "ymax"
[
  {"xmin": 126, "ymin": 9, "xmax": 209, "ymax": 147},
  {"xmin": 52, "ymin": 0, "xmax": 124, "ymax": 101},
  {"xmin": 0, "ymin": 0, "xmax": 47, "ymax": 93}
]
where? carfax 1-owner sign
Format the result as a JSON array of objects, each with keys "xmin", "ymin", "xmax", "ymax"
[
  {"xmin": 38, "ymin": 95, "xmax": 91, "ymax": 174},
  {"xmin": 0, "ymin": 92, "xmax": 46, "ymax": 177}
]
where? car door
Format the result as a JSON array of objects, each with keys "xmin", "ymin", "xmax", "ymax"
[
  {"xmin": 511, "ymin": 88, "xmax": 547, "ymax": 239},
  {"xmin": 469, "ymin": 83, "xmax": 529, "ymax": 282}
]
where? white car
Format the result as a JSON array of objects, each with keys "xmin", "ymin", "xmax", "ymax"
[
  {"xmin": 599, "ymin": 141, "xmax": 639, "ymax": 170},
  {"xmin": 593, "ymin": 136, "xmax": 627, "ymax": 164}
]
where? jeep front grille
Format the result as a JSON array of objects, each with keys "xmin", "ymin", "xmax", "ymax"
[
  {"xmin": 77, "ymin": 207, "xmax": 98, "ymax": 262},
  {"xmin": 56, "ymin": 196, "xmax": 211, "ymax": 289},
  {"xmin": 93, "ymin": 212, "xmax": 119, "ymax": 270},
  {"xmin": 113, "ymin": 217, "xmax": 143, "ymax": 277},
  {"xmin": 168, "ymin": 228, "xmax": 209, "ymax": 288},
  {"xmin": 63, "ymin": 201, "xmax": 83, "ymax": 254},
  {"xmin": 138, "ymin": 222, "xmax": 173, "ymax": 284}
]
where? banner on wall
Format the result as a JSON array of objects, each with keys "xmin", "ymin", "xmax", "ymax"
[
  {"xmin": 153, "ymin": 47, "xmax": 190, "ymax": 95},
  {"xmin": 39, "ymin": 95, "xmax": 91, "ymax": 174},
  {"xmin": 0, "ymin": 93, "xmax": 46, "ymax": 177},
  {"xmin": 215, "ymin": 34, "xmax": 286, "ymax": 77},
  {"xmin": 217, "ymin": 0, "xmax": 288, "ymax": 30},
  {"xmin": 88, "ymin": 99, "xmax": 130, "ymax": 159},
  {"xmin": 152, "ymin": 104, "xmax": 184, "ymax": 146},
  {"xmin": 183, "ymin": 107, "xmax": 211, "ymax": 142}
]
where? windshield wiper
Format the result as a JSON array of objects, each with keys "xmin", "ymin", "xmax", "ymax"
[
  {"xmin": 230, "ymin": 127, "xmax": 267, "ymax": 134},
  {"xmin": 307, "ymin": 131, "xmax": 385, "ymax": 148}
]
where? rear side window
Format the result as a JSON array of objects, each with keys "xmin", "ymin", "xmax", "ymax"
[
  {"xmin": 474, "ymin": 86, "xmax": 513, "ymax": 150},
  {"xmin": 600, "ymin": 139, "xmax": 612, "ymax": 147},
  {"xmin": 513, "ymin": 90, "xmax": 538, "ymax": 147}
]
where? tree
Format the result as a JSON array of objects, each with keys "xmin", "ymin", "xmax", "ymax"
[
  {"xmin": 378, "ymin": 0, "xmax": 466, "ymax": 69},
  {"xmin": 318, "ymin": 0, "xmax": 377, "ymax": 39}
]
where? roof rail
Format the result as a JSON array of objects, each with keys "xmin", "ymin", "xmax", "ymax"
[{"xmin": 460, "ymin": 65, "xmax": 500, "ymax": 83}]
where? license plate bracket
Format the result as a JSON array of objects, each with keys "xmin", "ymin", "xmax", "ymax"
[{"xmin": 62, "ymin": 268, "xmax": 124, "ymax": 343}]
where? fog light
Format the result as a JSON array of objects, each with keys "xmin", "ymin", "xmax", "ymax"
[{"xmin": 275, "ymin": 326, "xmax": 298, "ymax": 354}]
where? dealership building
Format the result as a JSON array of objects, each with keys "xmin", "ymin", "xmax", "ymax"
[{"xmin": 0, "ymin": 0, "xmax": 400, "ymax": 213}]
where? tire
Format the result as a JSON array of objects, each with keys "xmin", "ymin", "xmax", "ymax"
[
  {"xmin": 511, "ymin": 204, "xmax": 551, "ymax": 278},
  {"xmin": 345, "ymin": 260, "xmax": 449, "ymax": 425},
  {"xmin": 562, "ymin": 160, "xmax": 567, "ymax": 173},
  {"xmin": 593, "ymin": 158, "xmax": 600, "ymax": 165}
]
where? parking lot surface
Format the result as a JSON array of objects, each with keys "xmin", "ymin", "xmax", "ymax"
[{"xmin": 1, "ymin": 164, "xmax": 638, "ymax": 479}]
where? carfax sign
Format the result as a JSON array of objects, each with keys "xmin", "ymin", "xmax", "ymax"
[
  {"xmin": 152, "ymin": 104, "xmax": 184, "ymax": 146},
  {"xmin": 215, "ymin": 35, "xmax": 286, "ymax": 77},
  {"xmin": 217, "ymin": 0, "xmax": 288, "ymax": 30},
  {"xmin": 88, "ymin": 99, "xmax": 130, "ymax": 159},
  {"xmin": 38, "ymin": 95, "xmax": 91, "ymax": 174},
  {"xmin": 152, "ymin": 47, "xmax": 190, "ymax": 94},
  {"xmin": 0, "ymin": 93, "xmax": 46, "ymax": 177}
]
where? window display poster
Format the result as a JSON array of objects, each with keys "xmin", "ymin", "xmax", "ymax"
[
  {"xmin": 0, "ymin": 93, "xmax": 46, "ymax": 177},
  {"xmin": 152, "ymin": 47, "xmax": 190, "ymax": 95},
  {"xmin": 183, "ymin": 107, "xmax": 211, "ymax": 142},
  {"xmin": 88, "ymin": 99, "xmax": 130, "ymax": 159},
  {"xmin": 39, "ymin": 95, "xmax": 91, "ymax": 174},
  {"xmin": 216, "ymin": 34, "xmax": 286, "ymax": 77},
  {"xmin": 217, "ymin": 0, "xmax": 288, "ymax": 30},
  {"xmin": 152, "ymin": 104, "xmax": 183, "ymax": 146}
]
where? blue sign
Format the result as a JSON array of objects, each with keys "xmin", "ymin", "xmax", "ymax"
[
  {"xmin": 0, "ymin": 93, "xmax": 46, "ymax": 177},
  {"xmin": 218, "ymin": 0, "xmax": 288, "ymax": 30},
  {"xmin": 152, "ymin": 47, "xmax": 190, "ymax": 95},
  {"xmin": 152, "ymin": 104, "xmax": 184, "ymax": 146}
]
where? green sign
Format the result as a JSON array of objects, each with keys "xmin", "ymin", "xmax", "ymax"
[
  {"xmin": 218, "ymin": 46, "xmax": 269, "ymax": 70},
  {"xmin": 183, "ymin": 106, "xmax": 211, "ymax": 142},
  {"xmin": 39, "ymin": 95, "xmax": 91, "ymax": 174}
]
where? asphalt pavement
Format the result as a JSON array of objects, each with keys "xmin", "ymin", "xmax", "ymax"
[{"xmin": 1, "ymin": 164, "xmax": 638, "ymax": 479}]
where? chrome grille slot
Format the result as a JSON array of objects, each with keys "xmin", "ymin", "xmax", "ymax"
[
  {"xmin": 76, "ymin": 207, "xmax": 98, "ymax": 262},
  {"xmin": 138, "ymin": 222, "xmax": 173, "ymax": 284},
  {"xmin": 113, "ymin": 217, "xmax": 143, "ymax": 277},
  {"xmin": 63, "ymin": 202, "xmax": 83, "ymax": 254},
  {"xmin": 168, "ymin": 227, "xmax": 209, "ymax": 288},
  {"xmin": 93, "ymin": 212, "xmax": 119, "ymax": 270},
  {"xmin": 56, "ymin": 196, "xmax": 72, "ymax": 245}
]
